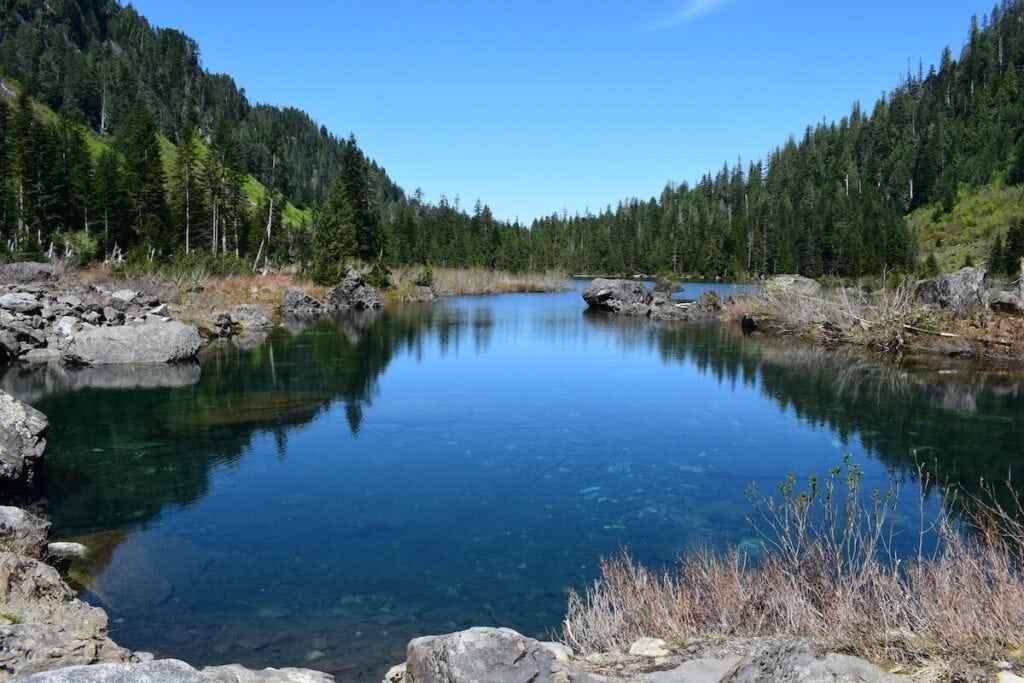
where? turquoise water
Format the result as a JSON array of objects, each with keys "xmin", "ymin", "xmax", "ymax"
[{"xmin": 3, "ymin": 282, "xmax": 1023, "ymax": 680}]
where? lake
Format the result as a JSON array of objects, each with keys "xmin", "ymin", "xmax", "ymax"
[{"xmin": 3, "ymin": 281, "xmax": 1023, "ymax": 681}]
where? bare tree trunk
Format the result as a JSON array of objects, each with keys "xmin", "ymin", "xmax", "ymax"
[
  {"xmin": 263, "ymin": 196, "xmax": 274, "ymax": 273},
  {"xmin": 184, "ymin": 170, "xmax": 191, "ymax": 255},
  {"xmin": 252, "ymin": 239, "xmax": 265, "ymax": 273}
]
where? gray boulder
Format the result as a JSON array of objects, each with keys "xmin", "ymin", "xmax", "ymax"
[
  {"xmin": 582, "ymin": 279, "xmax": 654, "ymax": 316},
  {"xmin": 654, "ymin": 276, "xmax": 681, "ymax": 293},
  {"xmin": 918, "ymin": 267, "xmax": 988, "ymax": 318},
  {"xmin": 765, "ymin": 274, "xmax": 822, "ymax": 297},
  {"xmin": 0, "ymin": 506, "xmax": 50, "ymax": 557},
  {"xmin": 16, "ymin": 659, "xmax": 209, "ymax": 682},
  {"xmin": 323, "ymin": 269, "xmax": 385, "ymax": 311},
  {"xmin": 723, "ymin": 642, "xmax": 905, "ymax": 682},
  {"xmin": 0, "ymin": 328, "xmax": 20, "ymax": 362},
  {"xmin": 229, "ymin": 305, "xmax": 274, "ymax": 332},
  {"xmin": 0, "ymin": 262, "xmax": 56, "ymax": 285},
  {"xmin": 990, "ymin": 291, "xmax": 1024, "ymax": 316},
  {"xmin": 202, "ymin": 662, "xmax": 336, "ymax": 682},
  {"xmin": 17, "ymin": 659, "xmax": 337, "ymax": 682},
  {"xmin": 63, "ymin": 321, "xmax": 202, "ymax": 365},
  {"xmin": 0, "ymin": 390, "xmax": 48, "ymax": 491},
  {"xmin": 405, "ymin": 627, "xmax": 567, "ymax": 683},
  {"xmin": 0, "ymin": 292, "xmax": 42, "ymax": 314},
  {"xmin": 0, "ymin": 552, "xmax": 132, "ymax": 678},
  {"xmin": 281, "ymin": 287, "xmax": 322, "ymax": 318},
  {"xmin": 651, "ymin": 290, "xmax": 725, "ymax": 322}
]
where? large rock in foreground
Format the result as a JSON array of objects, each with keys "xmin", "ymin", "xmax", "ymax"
[
  {"xmin": 324, "ymin": 269, "xmax": 385, "ymax": 312},
  {"xmin": 63, "ymin": 321, "xmax": 202, "ymax": 365},
  {"xmin": 404, "ymin": 627, "xmax": 570, "ymax": 683},
  {"xmin": 17, "ymin": 659, "xmax": 335, "ymax": 682},
  {"xmin": 582, "ymin": 279, "xmax": 654, "ymax": 316},
  {"xmin": 0, "ymin": 390, "xmax": 48, "ymax": 491},
  {"xmin": 918, "ymin": 267, "xmax": 987, "ymax": 318},
  {"xmin": 0, "ymin": 551, "xmax": 133, "ymax": 678}
]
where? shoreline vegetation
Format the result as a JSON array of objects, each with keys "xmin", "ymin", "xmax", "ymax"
[
  {"xmin": 721, "ymin": 269, "xmax": 1024, "ymax": 364},
  {"xmin": 562, "ymin": 464, "xmax": 1024, "ymax": 681}
]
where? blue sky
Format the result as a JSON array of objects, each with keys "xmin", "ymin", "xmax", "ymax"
[{"xmin": 128, "ymin": 1, "xmax": 994, "ymax": 223}]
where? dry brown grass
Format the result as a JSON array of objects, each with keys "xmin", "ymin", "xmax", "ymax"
[
  {"xmin": 562, "ymin": 462, "xmax": 1024, "ymax": 679},
  {"xmin": 68, "ymin": 264, "xmax": 326, "ymax": 321},
  {"xmin": 726, "ymin": 279, "xmax": 919, "ymax": 352},
  {"xmin": 389, "ymin": 266, "xmax": 571, "ymax": 297}
]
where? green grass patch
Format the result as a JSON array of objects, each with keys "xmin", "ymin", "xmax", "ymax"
[{"xmin": 909, "ymin": 184, "xmax": 1024, "ymax": 272}]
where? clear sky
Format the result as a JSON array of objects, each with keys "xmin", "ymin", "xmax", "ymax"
[{"xmin": 127, "ymin": 0, "xmax": 994, "ymax": 223}]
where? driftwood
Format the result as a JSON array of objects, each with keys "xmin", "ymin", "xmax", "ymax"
[{"xmin": 903, "ymin": 323, "xmax": 1012, "ymax": 347}]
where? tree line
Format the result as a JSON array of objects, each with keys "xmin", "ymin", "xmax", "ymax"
[{"xmin": 2, "ymin": 0, "xmax": 1024, "ymax": 279}]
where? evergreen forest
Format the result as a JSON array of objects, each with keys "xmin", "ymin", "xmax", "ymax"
[{"xmin": 2, "ymin": 0, "xmax": 1024, "ymax": 280}]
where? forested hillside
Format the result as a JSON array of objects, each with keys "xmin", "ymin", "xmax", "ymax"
[{"xmin": 1, "ymin": 0, "xmax": 1024, "ymax": 279}]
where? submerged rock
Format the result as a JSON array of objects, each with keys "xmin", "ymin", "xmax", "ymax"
[
  {"xmin": 0, "ymin": 390, "xmax": 48, "ymax": 492},
  {"xmin": 63, "ymin": 321, "xmax": 202, "ymax": 365},
  {"xmin": 918, "ymin": 267, "xmax": 988, "ymax": 318}
]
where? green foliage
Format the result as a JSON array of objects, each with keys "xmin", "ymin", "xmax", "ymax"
[
  {"xmin": 53, "ymin": 229, "xmax": 99, "ymax": 267},
  {"xmin": 364, "ymin": 262, "xmax": 391, "ymax": 290},
  {"xmin": 413, "ymin": 265, "xmax": 434, "ymax": 288},
  {"xmin": 922, "ymin": 252, "xmax": 940, "ymax": 277}
]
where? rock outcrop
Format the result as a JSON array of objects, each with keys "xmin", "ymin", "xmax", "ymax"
[
  {"xmin": 0, "ymin": 551, "xmax": 133, "ymax": 678},
  {"xmin": 281, "ymin": 288, "xmax": 322, "ymax": 318},
  {"xmin": 16, "ymin": 659, "xmax": 335, "ymax": 682},
  {"xmin": 0, "ymin": 506, "xmax": 50, "ymax": 558},
  {"xmin": 323, "ymin": 270, "xmax": 385, "ymax": 312},
  {"xmin": 0, "ymin": 262, "xmax": 56, "ymax": 286},
  {"xmin": 63, "ymin": 321, "xmax": 202, "ymax": 365},
  {"xmin": 384, "ymin": 628, "xmax": 911, "ymax": 683},
  {"xmin": 583, "ymin": 279, "xmax": 725, "ymax": 323},
  {"xmin": 918, "ymin": 267, "xmax": 988, "ymax": 318},
  {"xmin": 400, "ymin": 628, "xmax": 577, "ymax": 683},
  {"xmin": 0, "ymin": 391, "xmax": 48, "ymax": 492},
  {"xmin": 764, "ymin": 274, "xmax": 822, "ymax": 297},
  {"xmin": 228, "ymin": 305, "xmax": 274, "ymax": 332},
  {"xmin": 582, "ymin": 279, "xmax": 654, "ymax": 316},
  {"xmin": 723, "ymin": 642, "xmax": 904, "ymax": 682}
]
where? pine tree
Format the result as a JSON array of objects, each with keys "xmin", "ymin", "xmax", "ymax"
[
  {"xmin": 990, "ymin": 232, "xmax": 1006, "ymax": 275},
  {"xmin": 124, "ymin": 110, "xmax": 169, "ymax": 253},
  {"xmin": 307, "ymin": 176, "xmax": 356, "ymax": 284}
]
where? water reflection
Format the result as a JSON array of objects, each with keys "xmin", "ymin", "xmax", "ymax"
[{"xmin": 1, "ymin": 291, "xmax": 1022, "ymax": 681}]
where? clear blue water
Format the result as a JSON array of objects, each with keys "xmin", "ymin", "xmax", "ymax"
[{"xmin": 2, "ymin": 280, "xmax": 1023, "ymax": 681}]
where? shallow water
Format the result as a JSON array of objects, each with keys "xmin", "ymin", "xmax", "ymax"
[{"xmin": 3, "ymin": 281, "xmax": 1023, "ymax": 680}]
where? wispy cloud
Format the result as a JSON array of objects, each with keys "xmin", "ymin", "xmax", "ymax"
[{"xmin": 659, "ymin": 0, "xmax": 730, "ymax": 28}]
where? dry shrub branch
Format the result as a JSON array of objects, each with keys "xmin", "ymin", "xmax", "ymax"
[{"xmin": 562, "ymin": 460, "xmax": 1024, "ymax": 678}]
